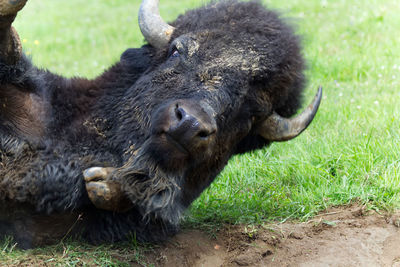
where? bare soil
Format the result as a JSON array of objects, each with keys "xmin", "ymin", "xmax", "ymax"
[{"xmin": 138, "ymin": 205, "xmax": 400, "ymax": 267}]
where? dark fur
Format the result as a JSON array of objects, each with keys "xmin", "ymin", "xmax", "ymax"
[{"xmin": 0, "ymin": 0, "xmax": 305, "ymax": 247}]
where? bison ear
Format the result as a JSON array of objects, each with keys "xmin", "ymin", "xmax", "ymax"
[
  {"xmin": 120, "ymin": 46, "xmax": 153, "ymax": 71},
  {"xmin": 0, "ymin": 0, "xmax": 28, "ymax": 64},
  {"xmin": 256, "ymin": 87, "xmax": 322, "ymax": 142}
]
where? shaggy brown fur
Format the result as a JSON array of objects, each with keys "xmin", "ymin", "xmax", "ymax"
[{"xmin": 1, "ymin": 0, "xmax": 307, "ymax": 247}]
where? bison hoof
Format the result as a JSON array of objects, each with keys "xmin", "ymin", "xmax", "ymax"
[
  {"xmin": 83, "ymin": 167, "xmax": 132, "ymax": 212},
  {"xmin": 83, "ymin": 167, "xmax": 115, "ymax": 182}
]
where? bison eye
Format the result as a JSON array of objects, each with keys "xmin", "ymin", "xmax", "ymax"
[
  {"xmin": 168, "ymin": 44, "xmax": 180, "ymax": 59},
  {"xmin": 170, "ymin": 49, "xmax": 180, "ymax": 58}
]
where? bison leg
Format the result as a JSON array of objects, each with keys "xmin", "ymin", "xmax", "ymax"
[{"xmin": 83, "ymin": 167, "xmax": 133, "ymax": 212}]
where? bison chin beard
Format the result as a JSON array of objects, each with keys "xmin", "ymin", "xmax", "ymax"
[
  {"xmin": 116, "ymin": 138, "xmax": 187, "ymax": 226},
  {"xmin": 145, "ymin": 133, "xmax": 191, "ymax": 172}
]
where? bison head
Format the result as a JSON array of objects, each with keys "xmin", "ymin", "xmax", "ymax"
[
  {"xmin": 0, "ymin": 0, "xmax": 321, "ymax": 246},
  {"xmin": 84, "ymin": 0, "xmax": 321, "ymax": 228}
]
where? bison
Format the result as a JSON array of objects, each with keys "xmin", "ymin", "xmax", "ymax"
[{"xmin": 0, "ymin": 0, "xmax": 321, "ymax": 248}]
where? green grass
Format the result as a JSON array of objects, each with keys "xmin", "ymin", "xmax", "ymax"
[
  {"xmin": 2, "ymin": 0, "xmax": 400, "ymax": 265},
  {"xmin": 1, "ymin": 237, "xmax": 153, "ymax": 266}
]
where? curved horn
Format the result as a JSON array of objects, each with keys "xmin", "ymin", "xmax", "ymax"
[
  {"xmin": 258, "ymin": 86, "xmax": 322, "ymax": 141},
  {"xmin": 0, "ymin": 0, "xmax": 27, "ymax": 16},
  {"xmin": 0, "ymin": 0, "xmax": 28, "ymax": 64},
  {"xmin": 138, "ymin": 0, "xmax": 175, "ymax": 49}
]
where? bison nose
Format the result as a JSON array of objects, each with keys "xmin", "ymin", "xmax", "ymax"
[{"xmin": 165, "ymin": 101, "xmax": 217, "ymax": 151}]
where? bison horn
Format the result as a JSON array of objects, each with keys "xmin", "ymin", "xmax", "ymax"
[
  {"xmin": 0, "ymin": 0, "xmax": 28, "ymax": 64},
  {"xmin": 0, "ymin": 0, "xmax": 27, "ymax": 16},
  {"xmin": 257, "ymin": 86, "xmax": 322, "ymax": 141},
  {"xmin": 138, "ymin": 0, "xmax": 175, "ymax": 49}
]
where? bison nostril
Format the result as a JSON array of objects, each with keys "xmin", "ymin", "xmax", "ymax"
[
  {"xmin": 197, "ymin": 130, "xmax": 210, "ymax": 139},
  {"xmin": 175, "ymin": 105, "xmax": 184, "ymax": 121}
]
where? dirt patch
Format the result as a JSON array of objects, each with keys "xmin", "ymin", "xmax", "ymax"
[{"xmin": 137, "ymin": 205, "xmax": 400, "ymax": 266}]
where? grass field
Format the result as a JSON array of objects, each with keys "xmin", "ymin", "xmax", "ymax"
[{"xmin": 2, "ymin": 0, "xmax": 400, "ymax": 265}]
